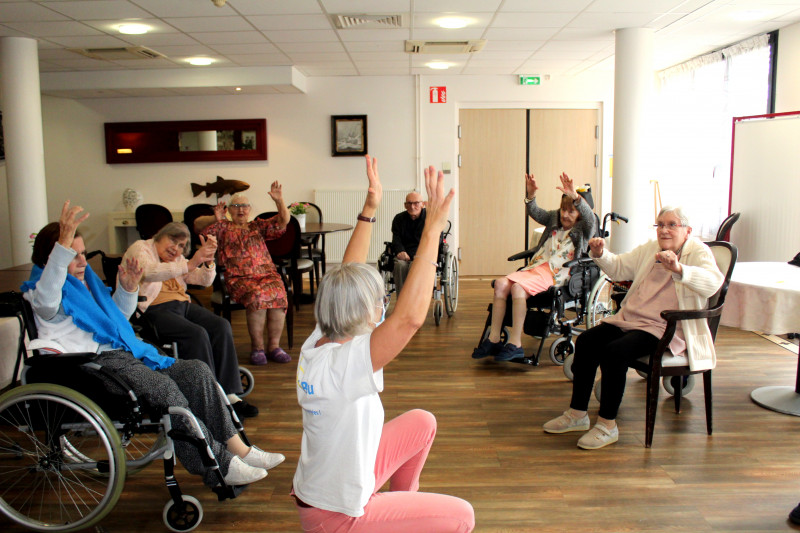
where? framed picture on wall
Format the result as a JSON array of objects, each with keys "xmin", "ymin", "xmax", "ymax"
[{"xmin": 331, "ymin": 115, "xmax": 367, "ymax": 157}]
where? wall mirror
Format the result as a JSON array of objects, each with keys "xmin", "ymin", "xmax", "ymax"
[{"xmin": 104, "ymin": 118, "xmax": 267, "ymax": 164}]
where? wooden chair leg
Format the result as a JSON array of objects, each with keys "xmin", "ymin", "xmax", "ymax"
[
  {"xmin": 645, "ymin": 367, "xmax": 662, "ymax": 448},
  {"xmin": 703, "ymin": 370, "xmax": 713, "ymax": 435}
]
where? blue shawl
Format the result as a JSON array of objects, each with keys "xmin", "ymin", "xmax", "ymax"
[{"xmin": 21, "ymin": 263, "xmax": 175, "ymax": 370}]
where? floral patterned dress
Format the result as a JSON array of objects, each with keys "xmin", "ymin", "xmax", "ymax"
[
  {"xmin": 201, "ymin": 216, "xmax": 288, "ymax": 310},
  {"xmin": 506, "ymin": 228, "xmax": 576, "ymax": 296}
]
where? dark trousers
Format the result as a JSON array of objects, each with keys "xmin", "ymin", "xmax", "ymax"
[
  {"xmin": 143, "ymin": 301, "xmax": 241, "ymax": 395},
  {"xmin": 570, "ymin": 322, "xmax": 659, "ymax": 420}
]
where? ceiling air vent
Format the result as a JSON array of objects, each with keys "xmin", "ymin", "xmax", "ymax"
[
  {"xmin": 332, "ymin": 14, "xmax": 405, "ymax": 29},
  {"xmin": 405, "ymin": 40, "xmax": 486, "ymax": 54},
  {"xmin": 68, "ymin": 46, "xmax": 166, "ymax": 60}
]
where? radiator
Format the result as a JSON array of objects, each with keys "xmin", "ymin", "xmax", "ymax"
[{"xmin": 314, "ymin": 190, "xmax": 411, "ymax": 264}]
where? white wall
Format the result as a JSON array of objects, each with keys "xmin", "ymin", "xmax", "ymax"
[
  {"xmin": 37, "ymin": 76, "xmax": 416, "ymax": 256},
  {"xmin": 776, "ymin": 21, "xmax": 800, "ymax": 113}
]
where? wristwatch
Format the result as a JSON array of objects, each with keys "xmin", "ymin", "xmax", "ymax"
[
  {"xmin": 524, "ymin": 196, "xmax": 534, "ymax": 204},
  {"xmin": 357, "ymin": 214, "xmax": 376, "ymax": 223}
]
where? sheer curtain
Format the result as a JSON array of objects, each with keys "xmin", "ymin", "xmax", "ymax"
[{"xmin": 651, "ymin": 34, "xmax": 771, "ymax": 238}]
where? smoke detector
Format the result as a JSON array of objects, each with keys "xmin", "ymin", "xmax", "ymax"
[
  {"xmin": 405, "ymin": 40, "xmax": 486, "ymax": 54},
  {"xmin": 68, "ymin": 46, "xmax": 166, "ymax": 60},
  {"xmin": 332, "ymin": 14, "xmax": 405, "ymax": 29}
]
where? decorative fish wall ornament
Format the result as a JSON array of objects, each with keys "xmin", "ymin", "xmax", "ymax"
[{"xmin": 191, "ymin": 176, "xmax": 250, "ymax": 198}]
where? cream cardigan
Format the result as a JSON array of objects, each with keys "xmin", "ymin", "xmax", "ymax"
[
  {"xmin": 593, "ymin": 237, "xmax": 724, "ymax": 371},
  {"xmin": 122, "ymin": 239, "xmax": 216, "ymax": 313}
]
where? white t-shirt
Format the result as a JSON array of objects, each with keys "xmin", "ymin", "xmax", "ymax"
[{"xmin": 293, "ymin": 325, "xmax": 384, "ymax": 517}]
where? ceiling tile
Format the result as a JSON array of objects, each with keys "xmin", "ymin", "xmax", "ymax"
[
  {"xmin": 164, "ymin": 16, "xmax": 253, "ymax": 33},
  {"xmin": 228, "ymin": 0, "xmax": 323, "ymax": 16},
  {"xmin": 247, "ymin": 14, "xmax": 332, "ymax": 31},
  {"xmin": 42, "ymin": 0, "xmax": 152, "ymax": 20},
  {"xmin": 0, "ymin": 1, "xmax": 69, "ymax": 22}
]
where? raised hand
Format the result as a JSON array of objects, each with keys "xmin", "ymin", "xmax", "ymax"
[
  {"xmin": 556, "ymin": 172, "xmax": 578, "ymax": 199},
  {"xmin": 364, "ymin": 155, "xmax": 382, "ymax": 210},
  {"xmin": 268, "ymin": 181, "xmax": 283, "ymax": 204},
  {"xmin": 422, "ymin": 165, "xmax": 454, "ymax": 235},
  {"xmin": 213, "ymin": 200, "xmax": 227, "ymax": 222},
  {"xmin": 588, "ymin": 237, "xmax": 605, "ymax": 258},
  {"xmin": 191, "ymin": 234, "xmax": 217, "ymax": 267},
  {"xmin": 58, "ymin": 200, "xmax": 89, "ymax": 249},
  {"xmin": 118, "ymin": 256, "xmax": 143, "ymax": 292},
  {"xmin": 525, "ymin": 173, "xmax": 538, "ymax": 199}
]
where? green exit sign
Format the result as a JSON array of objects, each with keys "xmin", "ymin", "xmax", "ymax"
[{"xmin": 519, "ymin": 76, "xmax": 541, "ymax": 85}]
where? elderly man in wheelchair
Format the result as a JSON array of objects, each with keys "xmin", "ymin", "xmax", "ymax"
[
  {"xmin": 472, "ymin": 172, "xmax": 597, "ymax": 363},
  {"xmin": 0, "ymin": 200, "xmax": 284, "ymax": 532},
  {"xmin": 378, "ymin": 219, "xmax": 458, "ymax": 325}
]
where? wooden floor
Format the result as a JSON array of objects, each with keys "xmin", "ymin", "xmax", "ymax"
[{"xmin": 5, "ymin": 278, "xmax": 800, "ymax": 532}]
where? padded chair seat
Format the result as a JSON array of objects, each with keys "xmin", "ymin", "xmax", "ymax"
[{"xmin": 636, "ymin": 352, "xmax": 688, "ymax": 368}]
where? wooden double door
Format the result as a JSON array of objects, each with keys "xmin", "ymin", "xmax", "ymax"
[{"xmin": 459, "ymin": 108, "xmax": 601, "ymax": 277}]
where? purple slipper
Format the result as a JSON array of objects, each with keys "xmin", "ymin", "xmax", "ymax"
[
  {"xmin": 267, "ymin": 347, "xmax": 291, "ymax": 363},
  {"xmin": 250, "ymin": 350, "xmax": 267, "ymax": 365}
]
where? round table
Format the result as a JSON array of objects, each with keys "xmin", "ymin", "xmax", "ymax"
[{"xmin": 721, "ymin": 262, "xmax": 800, "ymax": 415}]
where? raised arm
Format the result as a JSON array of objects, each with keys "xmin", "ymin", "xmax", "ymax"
[
  {"xmin": 369, "ymin": 165, "xmax": 453, "ymax": 371},
  {"xmin": 269, "ymin": 181, "xmax": 290, "ymax": 228},
  {"xmin": 194, "ymin": 200, "xmax": 227, "ymax": 233},
  {"xmin": 342, "ymin": 155, "xmax": 382, "ymax": 264}
]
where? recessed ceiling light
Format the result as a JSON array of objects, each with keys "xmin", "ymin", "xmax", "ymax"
[
  {"xmin": 187, "ymin": 57, "xmax": 214, "ymax": 66},
  {"xmin": 235, "ymin": 87, "xmax": 242, "ymax": 91},
  {"xmin": 426, "ymin": 61, "xmax": 451, "ymax": 70},
  {"xmin": 118, "ymin": 23, "xmax": 150, "ymax": 35},
  {"xmin": 436, "ymin": 17, "xmax": 468, "ymax": 29}
]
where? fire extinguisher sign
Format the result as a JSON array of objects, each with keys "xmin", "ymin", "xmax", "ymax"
[{"xmin": 429, "ymin": 86, "xmax": 446, "ymax": 103}]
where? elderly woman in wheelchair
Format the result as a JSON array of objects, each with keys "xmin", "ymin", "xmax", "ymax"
[
  {"xmin": 6, "ymin": 201, "xmax": 285, "ymax": 529},
  {"xmin": 542, "ymin": 206, "xmax": 724, "ymax": 450},
  {"xmin": 472, "ymin": 172, "xmax": 596, "ymax": 362}
]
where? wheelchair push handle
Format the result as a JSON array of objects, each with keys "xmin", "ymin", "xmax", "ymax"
[{"xmin": 600, "ymin": 211, "xmax": 628, "ymax": 238}]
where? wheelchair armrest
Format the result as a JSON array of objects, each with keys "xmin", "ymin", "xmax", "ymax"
[
  {"xmin": 26, "ymin": 352, "xmax": 97, "ymax": 366},
  {"xmin": 660, "ymin": 306, "xmax": 723, "ymax": 323},
  {"xmin": 563, "ymin": 256, "xmax": 595, "ymax": 269},
  {"xmin": 508, "ymin": 249, "xmax": 534, "ymax": 262}
]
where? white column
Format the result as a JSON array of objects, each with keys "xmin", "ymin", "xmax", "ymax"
[
  {"xmin": 0, "ymin": 37, "xmax": 48, "ymax": 265},
  {"xmin": 610, "ymin": 28, "xmax": 654, "ymax": 252}
]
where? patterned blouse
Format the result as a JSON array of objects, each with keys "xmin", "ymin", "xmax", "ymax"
[{"xmin": 524, "ymin": 228, "xmax": 577, "ymax": 287}]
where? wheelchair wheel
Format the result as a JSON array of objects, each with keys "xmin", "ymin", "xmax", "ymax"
[
  {"xmin": 563, "ymin": 353, "xmax": 575, "ymax": 380},
  {"xmin": 433, "ymin": 299, "xmax": 443, "ymax": 325},
  {"xmin": 662, "ymin": 375, "xmax": 695, "ymax": 396},
  {"xmin": 163, "ymin": 494, "xmax": 203, "ymax": 532},
  {"xmin": 549, "ymin": 337, "xmax": 574, "ymax": 366},
  {"xmin": 443, "ymin": 252, "xmax": 459, "ymax": 316},
  {"xmin": 587, "ymin": 277, "xmax": 615, "ymax": 328},
  {"xmin": 0, "ymin": 383, "xmax": 126, "ymax": 532},
  {"xmin": 240, "ymin": 367, "xmax": 255, "ymax": 398}
]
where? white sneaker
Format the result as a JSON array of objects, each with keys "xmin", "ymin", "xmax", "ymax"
[
  {"xmin": 577, "ymin": 423, "xmax": 619, "ymax": 450},
  {"xmin": 543, "ymin": 410, "xmax": 590, "ymax": 434},
  {"xmin": 224, "ymin": 456, "xmax": 267, "ymax": 486},
  {"xmin": 243, "ymin": 446, "xmax": 285, "ymax": 471}
]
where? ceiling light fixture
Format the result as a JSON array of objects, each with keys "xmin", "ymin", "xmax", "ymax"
[
  {"xmin": 426, "ymin": 61, "xmax": 451, "ymax": 70},
  {"xmin": 235, "ymin": 87, "xmax": 242, "ymax": 91},
  {"xmin": 118, "ymin": 23, "xmax": 150, "ymax": 35},
  {"xmin": 187, "ymin": 57, "xmax": 214, "ymax": 66},
  {"xmin": 211, "ymin": 0, "xmax": 227, "ymax": 6},
  {"xmin": 436, "ymin": 17, "xmax": 468, "ymax": 29}
]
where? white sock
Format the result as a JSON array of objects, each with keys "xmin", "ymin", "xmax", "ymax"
[{"xmin": 227, "ymin": 393, "xmax": 242, "ymax": 403}]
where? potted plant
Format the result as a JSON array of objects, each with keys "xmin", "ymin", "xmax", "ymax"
[{"xmin": 289, "ymin": 202, "xmax": 310, "ymax": 229}]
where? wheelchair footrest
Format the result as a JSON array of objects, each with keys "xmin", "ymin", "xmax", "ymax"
[{"xmin": 212, "ymin": 483, "xmax": 248, "ymax": 501}]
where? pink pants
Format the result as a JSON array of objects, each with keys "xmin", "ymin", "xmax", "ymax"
[{"xmin": 296, "ymin": 409, "xmax": 475, "ymax": 533}]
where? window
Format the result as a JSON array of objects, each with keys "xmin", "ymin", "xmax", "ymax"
[{"xmin": 650, "ymin": 33, "xmax": 773, "ymax": 238}]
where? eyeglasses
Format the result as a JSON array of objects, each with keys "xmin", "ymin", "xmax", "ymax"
[
  {"xmin": 167, "ymin": 239, "xmax": 187, "ymax": 251},
  {"xmin": 405, "ymin": 201, "xmax": 422, "ymax": 207},
  {"xmin": 654, "ymin": 222, "xmax": 683, "ymax": 230},
  {"xmin": 230, "ymin": 204, "xmax": 250, "ymax": 209}
]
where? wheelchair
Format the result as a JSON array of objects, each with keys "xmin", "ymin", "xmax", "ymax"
[
  {"xmin": 474, "ymin": 211, "xmax": 629, "ymax": 367},
  {"xmin": 377, "ymin": 220, "xmax": 458, "ymax": 326},
  {"xmin": 0, "ymin": 291, "xmax": 251, "ymax": 532}
]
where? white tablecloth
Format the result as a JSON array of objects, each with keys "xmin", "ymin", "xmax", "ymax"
[{"xmin": 720, "ymin": 262, "xmax": 800, "ymax": 335}]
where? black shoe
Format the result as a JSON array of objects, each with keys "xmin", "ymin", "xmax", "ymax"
[
  {"xmin": 472, "ymin": 339, "xmax": 504, "ymax": 359},
  {"xmin": 494, "ymin": 343, "xmax": 525, "ymax": 361},
  {"xmin": 233, "ymin": 400, "xmax": 259, "ymax": 418},
  {"xmin": 790, "ymin": 503, "xmax": 800, "ymax": 525}
]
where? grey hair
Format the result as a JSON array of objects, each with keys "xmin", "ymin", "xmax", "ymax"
[
  {"xmin": 229, "ymin": 193, "xmax": 250, "ymax": 206},
  {"xmin": 314, "ymin": 263, "xmax": 385, "ymax": 341},
  {"xmin": 657, "ymin": 206, "xmax": 690, "ymax": 227},
  {"xmin": 153, "ymin": 222, "xmax": 191, "ymax": 246}
]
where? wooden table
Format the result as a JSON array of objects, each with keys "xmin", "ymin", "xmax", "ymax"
[
  {"xmin": 297, "ymin": 222, "xmax": 353, "ymax": 301},
  {"xmin": 720, "ymin": 262, "xmax": 800, "ymax": 415}
]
